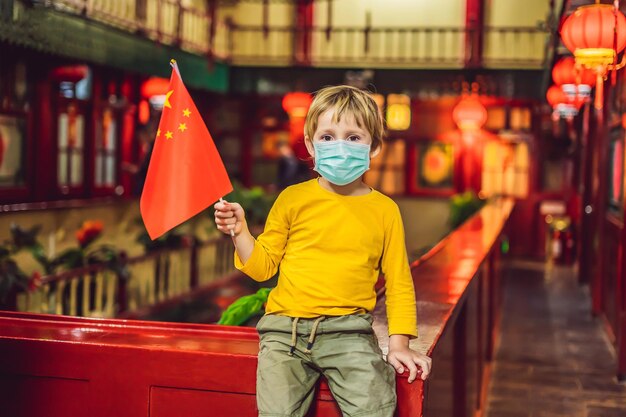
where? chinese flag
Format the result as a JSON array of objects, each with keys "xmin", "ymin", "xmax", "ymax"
[{"xmin": 140, "ymin": 62, "xmax": 232, "ymax": 239}]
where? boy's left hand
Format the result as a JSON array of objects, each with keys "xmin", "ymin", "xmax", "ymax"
[{"xmin": 387, "ymin": 335, "xmax": 432, "ymax": 383}]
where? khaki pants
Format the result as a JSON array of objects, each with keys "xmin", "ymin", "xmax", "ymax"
[{"xmin": 256, "ymin": 314, "xmax": 397, "ymax": 417}]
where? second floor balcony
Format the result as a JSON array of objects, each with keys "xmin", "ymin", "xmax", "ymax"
[{"xmin": 4, "ymin": 0, "xmax": 552, "ymax": 70}]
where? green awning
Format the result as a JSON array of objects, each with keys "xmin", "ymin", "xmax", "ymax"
[{"xmin": 0, "ymin": 5, "xmax": 228, "ymax": 93}]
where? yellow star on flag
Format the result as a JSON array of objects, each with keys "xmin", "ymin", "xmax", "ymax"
[
  {"xmin": 157, "ymin": 128, "xmax": 161, "ymax": 137},
  {"xmin": 164, "ymin": 90, "xmax": 174, "ymax": 109},
  {"xmin": 165, "ymin": 131, "xmax": 173, "ymax": 140},
  {"xmin": 178, "ymin": 123, "xmax": 187, "ymax": 132},
  {"xmin": 182, "ymin": 108, "xmax": 191, "ymax": 117}
]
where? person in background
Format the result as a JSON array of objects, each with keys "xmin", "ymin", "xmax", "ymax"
[
  {"xmin": 276, "ymin": 140, "xmax": 303, "ymax": 190},
  {"xmin": 122, "ymin": 125, "xmax": 156, "ymax": 197}
]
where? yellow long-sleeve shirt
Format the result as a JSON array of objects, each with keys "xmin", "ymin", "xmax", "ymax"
[{"xmin": 235, "ymin": 178, "xmax": 417, "ymax": 336}]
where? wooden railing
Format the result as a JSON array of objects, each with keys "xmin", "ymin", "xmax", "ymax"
[
  {"xmin": 42, "ymin": 0, "xmax": 549, "ymax": 69},
  {"xmin": 47, "ymin": 0, "xmax": 215, "ymax": 55},
  {"xmin": 16, "ymin": 235, "xmax": 236, "ymax": 318}
]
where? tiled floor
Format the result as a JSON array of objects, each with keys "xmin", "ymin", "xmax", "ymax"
[{"xmin": 484, "ymin": 260, "xmax": 626, "ymax": 417}]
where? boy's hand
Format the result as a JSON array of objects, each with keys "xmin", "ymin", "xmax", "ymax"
[
  {"xmin": 214, "ymin": 200, "xmax": 247, "ymax": 236},
  {"xmin": 387, "ymin": 335, "xmax": 432, "ymax": 383}
]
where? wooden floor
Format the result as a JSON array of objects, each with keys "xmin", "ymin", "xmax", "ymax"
[{"xmin": 484, "ymin": 260, "xmax": 626, "ymax": 417}]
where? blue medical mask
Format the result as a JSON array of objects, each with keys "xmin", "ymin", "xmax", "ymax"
[{"xmin": 313, "ymin": 140, "xmax": 371, "ymax": 186}]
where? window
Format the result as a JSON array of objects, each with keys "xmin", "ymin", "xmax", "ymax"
[
  {"xmin": 53, "ymin": 66, "xmax": 91, "ymax": 194},
  {"xmin": 57, "ymin": 102, "xmax": 85, "ymax": 188},
  {"xmin": 0, "ymin": 58, "xmax": 29, "ymax": 196},
  {"xmin": 364, "ymin": 139, "xmax": 406, "ymax": 195},
  {"xmin": 0, "ymin": 114, "xmax": 26, "ymax": 188},
  {"xmin": 481, "ymin": 140, "xmax": 529, "ymax": 198},
  {"xmin": 94, "ymin": 108, "xmax": 117, "ymax": 188}
]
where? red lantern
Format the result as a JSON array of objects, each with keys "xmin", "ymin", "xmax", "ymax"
[
  {"xmin": 453, "ymin": 96, "xmax": 487, "ymax": 131},
  {"xmin": 561, "ymin": 5, "xmax": 626, "ymax": 65},
  {"xmin": 552, "ymin": 57, "xmax": 595, "ymax": 87},
  {"xmin": 547, "ymin": 85, "xmax": 580, "ymax": 119},
  {"xmin": 51, "ymin": 65, "xmax": 88, "ymax": 82},
  {"xmin": 141, "ymin": 77, "xmax": 170, "ymax": 98},
  {"xmin": 560, "ymin": 4, "xmax": 626, "ymax": 109},
  {"xmin": 282, "ymin": 92, "xmax": 312, "ymax": 118},
  {"xmin": 546, "ymin": 85, "xmax": 567, "ymax": 108}
]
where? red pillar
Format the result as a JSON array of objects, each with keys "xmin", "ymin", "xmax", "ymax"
[
  {"xmin": 294, "ymin": 0, "xmax": 313, "ymax": 65},
  {"xmin": 465, "ymin": 0, "xmax": 484, "ymax": 68},
  {"xmin": 33, "ymin": 75, "xmax": 56, "ymax": 201}
]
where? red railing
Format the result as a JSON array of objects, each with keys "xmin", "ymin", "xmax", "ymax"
[{"xmin": 0, "ymin": 198, "xmax": 514, "ymax": 417}]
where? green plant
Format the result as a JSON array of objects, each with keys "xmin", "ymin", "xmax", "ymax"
[
  {"xmin": 55, "ymin": 220, "xmax": 129, "ymax": 279},
  {"xmin": 217, "ymin": 287, "xmax": 273, "ymax": 326},
  {"xmin": 223, "ymin": 182, "xmax": 277, "ymax": 227},
  {"xmin": 136, "ymin": 228, "xmax": 189, "ymax": 252},
  {"xmin": 0, "ymin": 224, "xmax": 49, "ymax": 306},
  {"xmin": 0, "ymin": 221, "xmax": 130, "ymax": 308},
  {"xmin": 448, "ymin": 191, "xmax": 486, "ymax": 229}
]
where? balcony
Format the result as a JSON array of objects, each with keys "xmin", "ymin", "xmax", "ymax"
[{"xmin": 8, "ymin": 0, "xmax": 550, "ymax": 70}]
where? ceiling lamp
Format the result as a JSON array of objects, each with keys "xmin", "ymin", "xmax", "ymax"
[{"xmin": 560, "ymin": 2, "xmax": 626, "ymax": 109}]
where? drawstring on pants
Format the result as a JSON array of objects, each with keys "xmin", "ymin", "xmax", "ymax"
[
  {"xmin": 289, "ymin": 317, "xmax": 300, "ymax": 356},
  {"xmin": 288, "ymin": 316, "xmax": 326, "ymax": 356}
]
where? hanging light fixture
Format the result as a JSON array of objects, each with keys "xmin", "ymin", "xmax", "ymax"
[
  {"xmin": 560, "ymin": 1, "xmax": 626, "ymax": 109},
  {"xmin": 546, "ymin": 85, "xmax": 581, "ymax": 120},
  {"xmin": 551, "ymin": 56, "xmax": 595, "ymax": 101},
  {"xmin": 141, "ymin": 77, "xmax": 170, "ymax": 98},
  {"xmin": 453, "ymin": 96, "xmax": 487, "ymax": 132},
  {"xmin": 282, "ymin": 92, "xmax": 312, "ymax": 148},
  {"xmin": 282, "ymin": 92, "xmax": 312, "ymax": 118}
]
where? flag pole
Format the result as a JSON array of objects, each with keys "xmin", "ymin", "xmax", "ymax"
[
  {"xmin": 220, "ymin": 197, "xmax": 235, "ymax": 237},
  {"xmin": 170, "ymin": 59, "xmax": 181, "ymax": 76}
]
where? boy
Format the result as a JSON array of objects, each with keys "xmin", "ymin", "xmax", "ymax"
[{"xmin": 214, "ymin": 85, "xmax": 431, "ymax": 417}]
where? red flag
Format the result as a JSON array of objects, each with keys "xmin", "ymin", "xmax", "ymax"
[{"xmin": 140, "ymin": 62, "xmax": 232, "ymax": 239}]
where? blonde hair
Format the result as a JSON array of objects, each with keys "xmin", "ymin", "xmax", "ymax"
[{"xmin": 304, "ymin": 85, "xmax": 384, "ymax": 152}]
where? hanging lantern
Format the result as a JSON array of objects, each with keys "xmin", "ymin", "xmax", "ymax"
[
  {"xmin": 546, "ymin": 85, "xmax": 567, "ymax": 108},
  {"xmin": 51, "ymin": 65, "xmax": 89, "ymax": 82},
  {"xmin": 560, "ymin": 3, "xmax": 626, "ymax": 109},
  {"xmin": 552, "ymin": 57, "xmax": 595, "ymax": 86},
  {"xmin": 453, "ymin": 96, "xmax": 487, "ymax": 131},
  {"xmin": 141, "ymin": 77, "xmax": 170, "ymax": 98},
  {"xmin": 547, "ymin": 85, "xmax": 579, "ymax": 120},
  {"xmin": 282, "ymin": 92, "xmax": 312, "ymax": 118},
  {"xmin": 552, "ymin": 56, "xmax": 595, "ymax": 101},
  {"xmin": 386, "ymin": 94, "xmax": 411, "ymax": 131}
]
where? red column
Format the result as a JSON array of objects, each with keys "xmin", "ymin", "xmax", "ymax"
[
  {"xmin": 465, "ymin": 0, "xmax": 484, "ymax": 68},
  {"xmin": 33, "ymin": 76, "xmax": 56, "ymax": 201},
  {"xmin": 294, "ymin": 0, "xmax": 314, "ymax": 65},
  {"xmin": 119, "ymin": 75, "xmax": 136, "ymax": 197}
]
